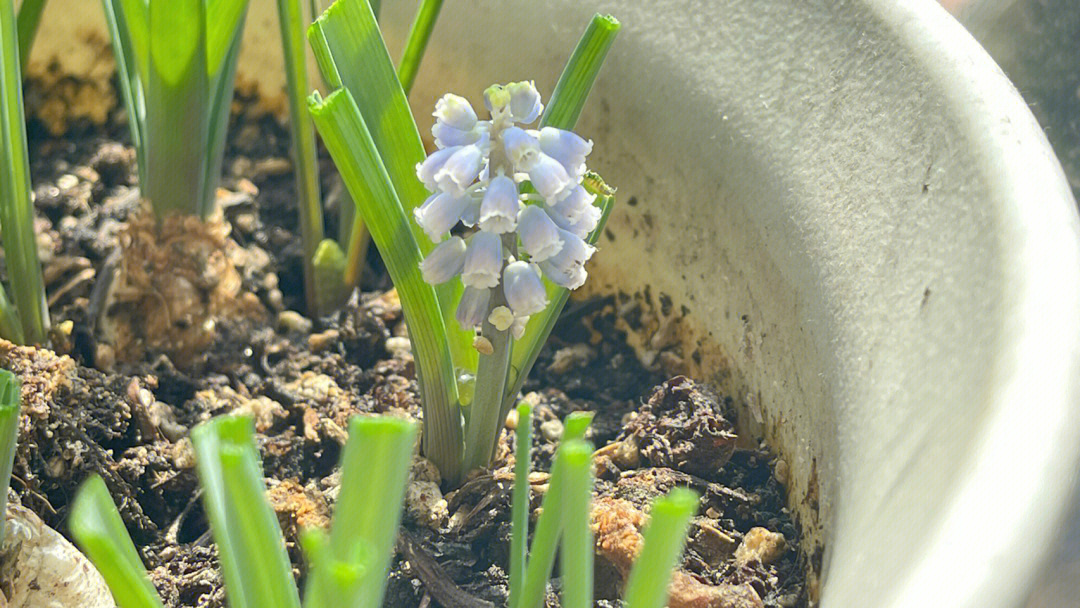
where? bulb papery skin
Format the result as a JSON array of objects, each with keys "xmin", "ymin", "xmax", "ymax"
[
  {"xmin": 538, "ymin": 127, "xmax": 592, "ymax": 178},
  {"xmin": 517, "ymin": 205, "xmax": 564, "ymax": 262},
  {"xmin": 420, "ymin": 236, "xmax": 467, "ymax": 284},
  {"xmin": 456, "ymin": 286, "xmax": 491, "ymax": 329},
  {"xmin": 528, "ymin": 153, "xmax": 575, "ymax": 202},
  {"xmin": 462, "ymin": 231, "xmax": 503, "ymax": 289},
  {"xmin": 503, "ymin": 261, "xmax": 548, "ymax": 317},
  {"xmin": 414, "ymin": 191, "xmax": 470, "ymax": 242},
  {"xmin": 479, "ymin": 175, "xmax": 520, "ymax": 233},
  {"xmin": 506, "ymin": 81, "xmax": 543, "ymax": 124},
  {"xmin": 434, "ymin": 94, "xmax": 478, "ymax": 131}
]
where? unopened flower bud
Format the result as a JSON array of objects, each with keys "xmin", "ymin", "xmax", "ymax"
[{"xmin": 503, "ymin": 260, "xmax": 548, "ymax": 316}]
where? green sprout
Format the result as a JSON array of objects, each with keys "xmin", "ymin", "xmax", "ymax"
[
  {"xmin": 306, "ymin": 0, "xmax": 619, "ymax": 484},
  {"xmin": 0, "ymin": 0, "xmax": 49, "ymax": 345},
  {"xmin": 0, "ymin": 370, "xmax": 21, "ymax": 546},
  {"xmin": 100, "ymin": 0, "xmax": 249, "ymax": 219},
  {"xmin": 70, "ymin": 414, "xmax": 416, "ymax": 608},
  {"xmin": 16, "ymin": 0, "xmax": 48, "ymax": 71},
  {"xmin": 506, "ymin": 408, "xmax": 698, "ymax": 607}
]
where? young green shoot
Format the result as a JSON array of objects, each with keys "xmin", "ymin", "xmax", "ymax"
[
  {"xmin": 69, "ymin": 476, "xmax": 166, "ymax": 608},
  {"xmin": 72, "ymin": 413, "xmax": 416, "ymax": 608},
  {"xmin": 276, "ymin": 0, "xmax": 327, "ymax": 315},
  {"xmin": 623, "ymin": 488, "xmax": 701, "ymax": 608},
  {"xmin": 0, "ymin": 0, "xmax": 49, "ymax": 344},
  {"xmin": 192, "ymin": 415, "xmax": 301, "ymax": 608},
  {"xmin": 508, "ymin": 402, "xmax": 532, "ymax": 607},
  {"xmin": 511, "ymin": 412, "xmax": 594, "ymax": 608},
  {"xmin": 308, "ymin": 415, "xmax": 416, "ymax": 608},
  {"xmin": 0, "ymin": 370, "xmax": 20, "ymax": 545},
  {"xmin": 559, "ymin": 436, "xmax": 595, "ymax": 608},
  {"xmin": 101, "ymin": 0, "xmax": 249, "ymax": 219}
]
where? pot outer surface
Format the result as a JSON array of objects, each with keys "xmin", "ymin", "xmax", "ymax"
[{"xmin": 26, "ymin": 0, "xmax": 1080, "ymax": 607}]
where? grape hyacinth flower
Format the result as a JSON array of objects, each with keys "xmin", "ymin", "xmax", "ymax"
[{"xmin": 414, "ymin": 82, "xmax": 600, "ymax": 339}]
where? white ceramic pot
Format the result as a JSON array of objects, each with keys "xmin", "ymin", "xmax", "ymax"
[{"xmin": 29, "ymin": 0, "xmax": 1080, "ymax": 606}]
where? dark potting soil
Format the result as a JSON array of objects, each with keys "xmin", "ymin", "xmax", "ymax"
[{"xmin": 1, "ymin": 91, "xmax": 810, "ymax": 608}]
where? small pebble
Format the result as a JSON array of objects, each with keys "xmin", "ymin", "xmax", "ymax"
[
  {"xmin": 504, "ymin": 408, "xmax": 518, "ymax": 430},
  {"xmin": 56, "ymin": 174, "xmax": 78, "ymax": 190},
  {"xmin": 404, "ymin": 480, "xmax": 448, "ymax": 530},
  {"xmin": 386, "ymin": 336, "xmax": 412, "ymax": 355},
  {"xmin": 308, "ymin": 329, "xmax": 340, "ymax": 352},
  {"xmin": 277, "ymin": 310, "xmax": 312, "ymax": 334},
  {"xmin": 540, "ymin": 419, "xmax": 564, "ymax": 442},
  {"xmin": 734, "ymin": 527, "xmax": 786, "ymax": 566},
  {"xmin": 546, "ymin": 343, "xmax": 595, "ymax": 375},
  {"xmin": 94, "ymin": 343, "xmax": 115, "ymax": 371},
  {"xmin": 612, "ymin": 438, "xmax": 640, "ymax": 469},
  {"xmin": 253, "ymin": 157, "xmax": 292, "ymax": 177},
  {"xmin": 774, "ymin": 458, "xmax": 789, "ymax": 486}
]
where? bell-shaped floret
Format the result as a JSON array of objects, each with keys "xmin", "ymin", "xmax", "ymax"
[
  {"xmin": 456, "ymin": 286, "xmax": 491, "ymax": 329},
  {"xmin": 434, "ymin": 94, "xmax": 478, "ymax": 131},
  {"xmin": 548, "ymin": 185, "xmax": 596, "ymax": 222},
  {"xmin": 547, "ymin": 199, "xmax": 602, "ymax": 239},
  {"xmin": 502, "ymin": 126, "xmax": 541, "ymax": 170},
  {"xmin": 506, "ymin": 81, "xmax": 543, "ymax": 124},
  {"xmin": 528, "ymin": 153, "xmax": 575, "ymax": 202},
  {"xmin": 416, "ymin": 146, "xmax": 461, "ymax": 191},
  {"xmin": 537, "ymin": 229, "xmax": 594, "ymax": 289},
  {"xmin": 433, "ymin": 121, "xmax": 484, "ymax": 148},
  {"xmin": 435, "ymin": 143, "xmax": 486, "ymax": 194},
  {"xmin": 479, "ymin": 175, "xmax": 520, "ymax": 233},
  {"xmin": 459, "ymin": 194, "xmax": 481, "ymax": 227},
  {"xmin": 414, "ymin": 191, "xmax": 470, "ymax": 242},
  {"xmin": 462, "ymin": 231, "xmax": 503, "ymax": 288},
  {"xmin": 420, "ymin": 236, "xmax": 467, "ymax": 284},
  {"xmin": 517, "ymin": 204, "xmax": 564, "ymax": 262},
  {"xmin": 503, "ymin": 261, "xmax": 548, "ymax": 317},
  {"xmin": 538, "ymin": 127, "xmax": 592, "ymax": 178},
  {"xmin": 511, "ymin": 315, "xmax": 529, "ymax": 339}
]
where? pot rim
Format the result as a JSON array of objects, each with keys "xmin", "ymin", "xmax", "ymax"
[{"xmin": 866, "ymin": 1, "xmax": 1080, "ymax": 606}]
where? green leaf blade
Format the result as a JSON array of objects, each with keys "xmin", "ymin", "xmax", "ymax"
[
  {"xmin": 559, "ymin": 440, "xmax": 595, "ymax": 608},
  {"xmin": 540, "ymin": 13, "xmax": 621, "ymax": 131},
  {"xmin": 0, "ymin": 0, "xmax": 49, "ymax": 344},
  {"xmin": 308, "ymin": 88, "xmax": 462, "ymax": 482},
  {"xmin": 15, "ymin": 0, "xmax": 47, "ymax": 71},
  {"xmin": 69, "ymin": 476, "xmax": 166, "ymax": 608},
  {"xmin": 508, "ymin": 402, "xmax": 533, "ymax": 608},
  {"xmin": 308, "ymin": 0, "xmax": 475, "ymax": 374},
  {"xmin": 276, "ymin": 0, "xmax": 325, "ymax": 314},
  {"xmin": 144, "ymin": 0, "xmax": 208, "ymax": 217},
  {"xmin": 396, "ymin": 0, "xmax": 443, "ymax": 95}
]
